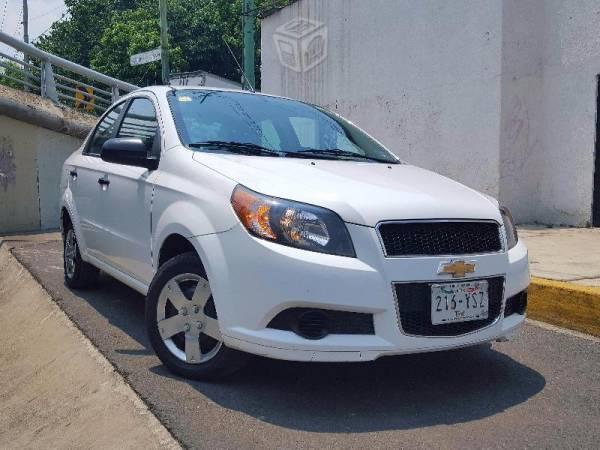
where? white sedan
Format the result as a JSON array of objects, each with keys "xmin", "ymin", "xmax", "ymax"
[{"xmin": 60, "ymin": 86, "xmax": 529, "ymax": 380}]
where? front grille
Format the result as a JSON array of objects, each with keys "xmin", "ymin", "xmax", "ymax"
[
  {"xmin": 504, "ymin": 290, "xmax": 527, "ymax": 316},
  {"xmin": 394, "ymin": 277, "xmax": 504, "ymax": 336},
  {"xmin": 378, "ymin": 221, "xmax": 502, "ymax": 257},
  {"xmin": 267, "ymin": 308, "xmax": 375, "ymax": 339}
]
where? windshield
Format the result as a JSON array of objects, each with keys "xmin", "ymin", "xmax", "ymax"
[{"xmin": 167, "ymin": 89, "xmax": 399, "ymax": 163}]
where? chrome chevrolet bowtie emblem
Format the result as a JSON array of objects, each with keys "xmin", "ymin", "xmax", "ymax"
[{"xmin": 438, "ymin": 260, "xmax": 476, "ymax": 278}]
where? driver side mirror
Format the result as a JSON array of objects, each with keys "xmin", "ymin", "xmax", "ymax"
[{"xmin": 101, "ymin": 137, "xmax": 158, "ymax": 170}]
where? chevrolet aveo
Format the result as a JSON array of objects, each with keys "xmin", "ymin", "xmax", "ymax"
[{"xmin": 60, "ymin": 86, "xmax": 529, "ymax": 380}]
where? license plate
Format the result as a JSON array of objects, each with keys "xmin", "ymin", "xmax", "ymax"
[{"xmin": 431, "ymin": 280, "xmax": 489, "ymax": 325}]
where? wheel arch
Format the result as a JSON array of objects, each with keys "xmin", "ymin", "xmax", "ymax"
[
  {"xmin": 60, "ymin": 207, "xmax": 71, "ymax": 237},
  {"xmin": 59, "ymin": 187, "xmax": 88, "ymax": 259},
  {"xmin": 157, "ymin": 233, "xmax": 199, "ymax": 267},
  {"xmin": 153, "ymin": 230, "xmax": 233, "ymax": 330}
]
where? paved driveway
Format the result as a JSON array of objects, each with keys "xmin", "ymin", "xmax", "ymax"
[{"xmin": 10, "ymin": 239, "xmax": 600, "ymax": 449}]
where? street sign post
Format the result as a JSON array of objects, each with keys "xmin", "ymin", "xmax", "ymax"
[{"xmin": 130, "ymin": 48, "xmax": 162, "ymax": 66}]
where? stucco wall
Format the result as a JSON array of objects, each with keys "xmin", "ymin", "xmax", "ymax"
[
  {"xmin": 262, "ymin": 0, "xmax": 503, "ymax": 197},
  {"xmin": 262, "ymin": 0, "xmax": 600, "ymax": 226},
  {"xmin": 499, "ymin": 0, "xmax": 600, "ymax": 226},
  {"xmin": 0, "ymin": 116, "xmax": 83, "ymax": 232},
  {"xmin": 499, "ymin": 0, "xmax": 546, "ymax": 223},
  {"xmin": 537, "ymin": 0, "xmax": 599, "ymax": 226},
  {"xmin": 0, "ymin": 86, "xmax": 92, "ymax": 233}
]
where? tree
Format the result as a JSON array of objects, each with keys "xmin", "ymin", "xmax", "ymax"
[
  {"xmin": 89, "ymin": 6, "xmax": 183, "ymax": 85},
  {"xmin": 36, "ymin": 0, "xmax": 124, "ymax": 69},
  {"xmin": 0, "ymin": 61, "xmax": 37, "ymax": 91},
  {"xmin": 35, "ymin": 0, "xmax": 293, "ymax": 88}
]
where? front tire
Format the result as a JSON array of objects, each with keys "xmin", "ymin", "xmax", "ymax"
[
  {"xmin": 146, "ymin": 252, "xmax": 248, "ymax": 380},
  {"xmin": 63, "ymin": 226, "xmax": 99, "ymax": 289}
]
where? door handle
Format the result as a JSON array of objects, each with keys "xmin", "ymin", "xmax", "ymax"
[
  {"xmin": 69, "ymin": 170, "xmax": 77, "ymax": 179},
  {"xmin": 98, "ymin": 177, "xmax": 110, "ymax": 186}
]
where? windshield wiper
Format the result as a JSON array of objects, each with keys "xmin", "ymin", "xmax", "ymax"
[
  {"xmin": 188, "ymin": 141, "xmax": 281, "ymax": 157},
  {"xmin": 286, "ymin": 148, "xmax": 394, "ymax": 163}
]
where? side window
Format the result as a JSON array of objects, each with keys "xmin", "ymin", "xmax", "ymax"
[
  {"xmin": 117, "ymin": 98, "xmax": 159, "ymax": 152},
  {"xmin": 86, "ymin": 103, "xmax": 124, "ymax": 156}
]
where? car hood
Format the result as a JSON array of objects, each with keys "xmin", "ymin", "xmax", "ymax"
[{"xmin": 192, "ymin": 152, "xmax": 501, "ymax": 227}]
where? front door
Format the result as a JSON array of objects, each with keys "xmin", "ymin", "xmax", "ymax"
[
  {"xmin": 98, "ymin": 96, "xmax": 161, "ymax": 285},
  {"xmin": 73, "ymin": 101, "xmax": 125, "ymax": 260}
]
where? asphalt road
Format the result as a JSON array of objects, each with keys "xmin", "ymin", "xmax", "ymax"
[{"xmin": 10, "ymin": 239, "xmax": 600, "ymax": 449}]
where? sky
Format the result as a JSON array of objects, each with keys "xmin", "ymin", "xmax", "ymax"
[
  {"xmin": 2, "ymin": 0, "xmax": 67, "ymax": 43},
  {"xmin": 0, "ymin": 0, "xmax": 66, "ymax": 59}
]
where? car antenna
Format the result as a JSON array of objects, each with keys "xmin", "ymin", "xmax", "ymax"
[
  {"xmin": 165, "ymin": 74, "xmax": 176, "ymax": 91},
  {"xmin": 222, "ymin": 36, "xmax": 255, "ymax": 93}
]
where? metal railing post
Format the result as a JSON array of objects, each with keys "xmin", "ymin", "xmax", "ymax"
[
  {"xmin": 0, "ymin": 31, "xmax": 137, "ymax": 112},
  {"xmin": 40, "ymin": 60, "xmax": 58, "ymax": 102},
  {"xmin": 40, "ymin": 61, "xmax": 46, "ymax": 97}
]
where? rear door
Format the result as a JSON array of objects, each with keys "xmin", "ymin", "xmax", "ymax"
[
  {"xmin": 97, "ymin": 96, "xmax": 161, "ymax": 285},
  {"xmin": 71, "ymin": 101, "xmax": 125, "ymax": 260}
]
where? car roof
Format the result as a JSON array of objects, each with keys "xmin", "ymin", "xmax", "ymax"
[{"xmin": 129, "ymin": 85, "xmax": 295, "ymax": 102}]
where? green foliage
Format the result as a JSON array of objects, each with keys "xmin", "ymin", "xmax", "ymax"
[
  {"xmin": 0, "ymin": 60, "xmax": 39, "ymax": 92},
  {"xmin": 89, "ymin": 7, "xmax": 177, "ymax": 85},
  {"xmin": 35, "ymin": 0, "xmax": 292, "ymax": 88}
]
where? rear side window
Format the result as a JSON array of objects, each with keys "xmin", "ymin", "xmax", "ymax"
[
  {"xmin": 86, "ymin": 103, "xmax": 124, "ymax": 156},
  {"xmin": 117, "ymin": 98, "xmax": 159, "ymax": 152}
]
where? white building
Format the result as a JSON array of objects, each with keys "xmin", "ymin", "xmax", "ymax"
[
  {"xmin": 170, "ymin": 70, "xmax": 242, "ymax": 90},
  {"xmin": 261, "ymin": 0, "xmax": 600, "ymax": 226}
]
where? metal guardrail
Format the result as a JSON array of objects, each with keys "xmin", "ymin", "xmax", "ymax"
[{"xmin": 0, "ymin": 31, "xmax": 138, "ymax": 114}]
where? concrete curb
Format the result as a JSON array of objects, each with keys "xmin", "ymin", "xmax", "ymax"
[
  {"xmin": 0, "ymin": 245, "xmax": 181, "ymax": 449},
  {"xmin": 528, "ymin": 277, "xmax": 600, "ymax": 337}
]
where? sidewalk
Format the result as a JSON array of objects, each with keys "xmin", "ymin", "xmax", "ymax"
[
  {"xmin": 519, "ymin": 226, "xmax": 600, "ymax": 286},
  {"xmin": 0, "ymin": 240, "xmax": 180, "ymax": 449},
  {"xmin": 519, "ymin": 226, "xmax": 600, "ymax": 337}
]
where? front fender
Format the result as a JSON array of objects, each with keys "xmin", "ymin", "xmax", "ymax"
[{"xmin": 152, "ymin": 199, "xmax": 237, "ymax": 269}]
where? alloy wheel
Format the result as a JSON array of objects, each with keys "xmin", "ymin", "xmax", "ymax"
[
  {"xmin": 156, "ymin": 273, "xmax": 222, "ymax": 364},
  {"xmin": 64, "ymin": 228, "xmax": 77, "ymax": 279}
]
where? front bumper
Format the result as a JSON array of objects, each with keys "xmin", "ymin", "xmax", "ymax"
[{"xmin": 192, "ymin": 223, "xmax": 529, "ymax": 362}]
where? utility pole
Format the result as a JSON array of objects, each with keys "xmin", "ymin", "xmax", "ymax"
[
  {"xmin": 158, "ymin": 0, "xmax": 170, "ymax": 84},
  {"xmin": 242, "ymin": 0, "xmax": 255, "ymax": 90},
  {"xmin": 22, "ymin": 0, "xmax": 29, "ymax": 91},
  {"xmin": 22, "ymin": 0, "xmax": 28, "ymax": 44}
]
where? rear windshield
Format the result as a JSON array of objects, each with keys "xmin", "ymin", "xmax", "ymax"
[{"xmin": 167, "ymin": 89, "xmax": 398, "ymax": 163}]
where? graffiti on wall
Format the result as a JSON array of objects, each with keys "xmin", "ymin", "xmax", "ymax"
[{"xmin": 0, "ymin": 137, "xmax": 16, "ymax": 191}]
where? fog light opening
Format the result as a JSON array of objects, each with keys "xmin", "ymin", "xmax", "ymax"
[{"xmin": 294, "ymin": 310, "xmax": 330, "ymax": 340}]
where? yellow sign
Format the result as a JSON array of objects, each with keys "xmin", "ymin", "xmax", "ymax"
[{"xmin": 75, "ymin": 86, "xmax": 95, "ymax": 112}]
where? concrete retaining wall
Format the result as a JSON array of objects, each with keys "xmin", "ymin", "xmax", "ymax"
[{"xmin": 0, "ymin": 86, "xmax": 94, "ymax": 233}]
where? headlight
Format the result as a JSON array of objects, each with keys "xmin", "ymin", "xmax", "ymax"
[
  {"xmin": 231, "ymin": 185, "xmax": 356, "ymax": 257},
  {"xmin": 500, "ymin": 206, "xmax": 518, "ymax": 250}
]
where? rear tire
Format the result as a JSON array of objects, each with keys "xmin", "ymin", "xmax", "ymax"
[
  {"xmin": 146, "ymin": 252, "xmax": 249, "ymax": 380},
  {"xmin": 63, "ymin": 226, "xmax": 99, "ymax": 289}
]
